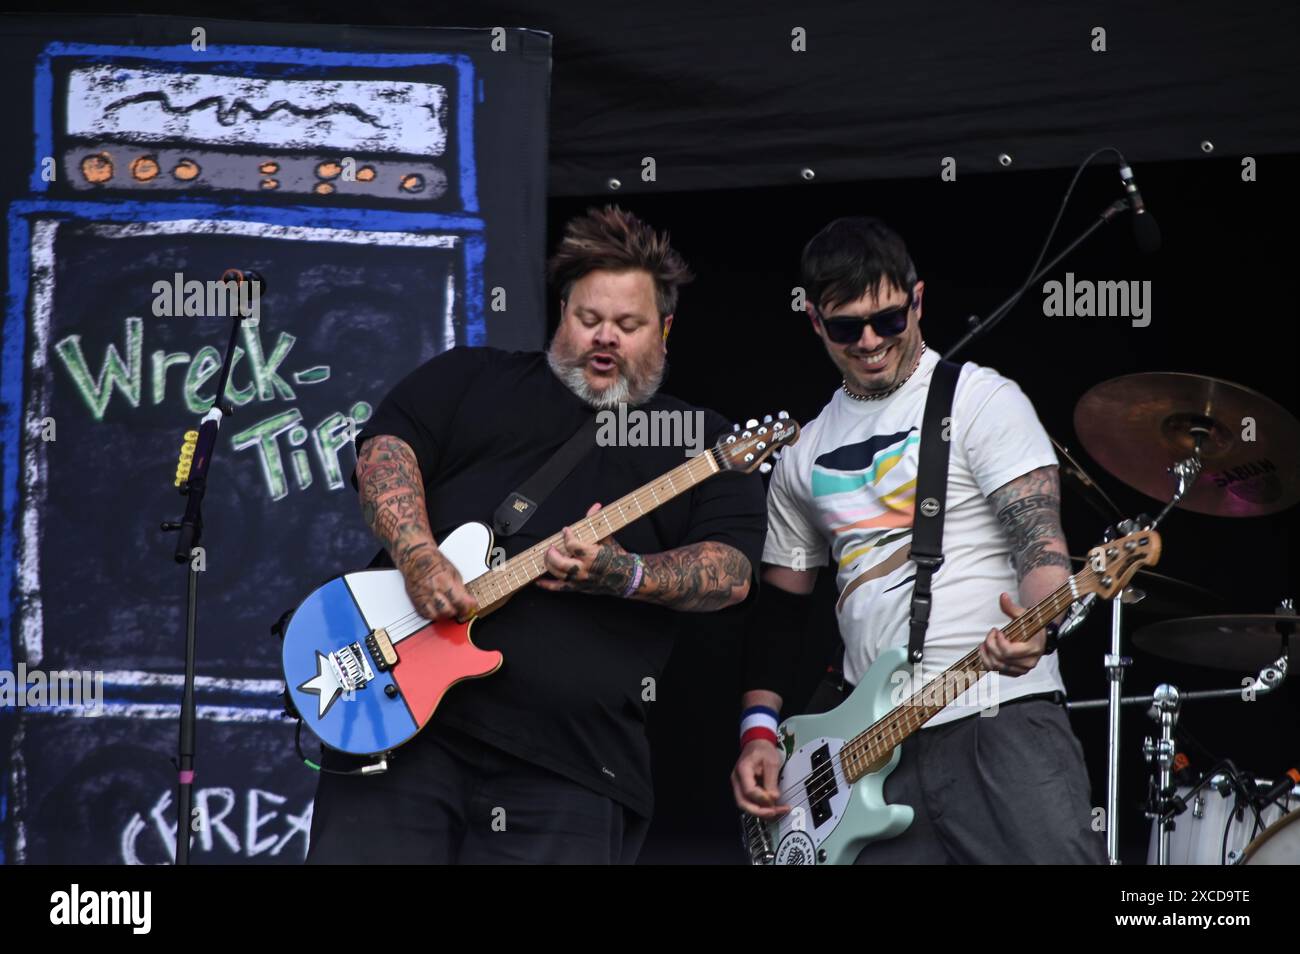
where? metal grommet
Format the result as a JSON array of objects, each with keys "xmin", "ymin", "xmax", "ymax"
[
  {"xmin": 1200, "ymin": 140, "xmax": 1215, "ymax": 154},
  {"xmin": 607, "ymin": 177, "xmax": 622, "ymax": 190},
  {"xmin": 920, "ymin": 497, "xmax": 941, "ymax": 518},
  {"xmin": 800, "ymin": 167, "xmax": 815, "ymax": 181},
  {"xmin": 997, "ymin": 153, "xmax": 1013, "ymax": 167}
]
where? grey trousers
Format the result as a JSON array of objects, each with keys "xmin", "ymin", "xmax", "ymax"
[{"xmin": 850, "ymin": 697, "xmax": 1107, "ymax": 864}]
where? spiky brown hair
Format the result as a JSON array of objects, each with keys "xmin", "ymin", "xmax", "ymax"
[{"xmin": 547, "ymin": 205, "xmax": 694, "ymax": 319}]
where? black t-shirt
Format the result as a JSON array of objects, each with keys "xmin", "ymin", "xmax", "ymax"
[{"xmin": 351, "ymin": 346, "xmax": 767, "ymax": 816}]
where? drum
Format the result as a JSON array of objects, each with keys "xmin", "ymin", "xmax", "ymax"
[
  {"xmin": 1240, "ymin": 808, "xmax": 1300, "ymax": 864},
  {"xmin": 1147, "ymin": 775, "xmax": 1298, "ymax": 865}
]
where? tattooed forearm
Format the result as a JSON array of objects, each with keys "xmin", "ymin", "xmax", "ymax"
[
  {"xmin": 584, "ymin": 546, "xmax": 637, "ymax": 594},
  {"xmin": 356, "ymin": 436, "xmax": 436, "ymax": 572},
  {"xmin": 636, "ymin": 541, "xmax": 753, "ymax": 612},
  {"xmin": 989, "ymin": 465, "xmax": 1072, "ymax": 582}
]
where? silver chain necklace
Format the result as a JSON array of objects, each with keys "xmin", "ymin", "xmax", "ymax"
[{"xmin": 842, "ymin": 341, "xmax": 927, "ymax": 402}]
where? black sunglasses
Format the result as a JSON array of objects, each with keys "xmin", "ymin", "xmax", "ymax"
[{"xmin": 816, "ymin": 290, "xmax": 916, "ymax": 345}]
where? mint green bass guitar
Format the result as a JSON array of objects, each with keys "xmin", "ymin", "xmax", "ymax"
[{"xmin": 742, "ymin": 529, "xmax": 1159, "ymax": 864}]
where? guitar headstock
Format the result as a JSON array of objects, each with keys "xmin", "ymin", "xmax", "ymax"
[
  {"xmin": 1079, "ymin": 529, "xmax": 1162, "ymax": 599},
  {"xmin": 713, "ymin": 412, "xmax": 801, "ymax": 474}
]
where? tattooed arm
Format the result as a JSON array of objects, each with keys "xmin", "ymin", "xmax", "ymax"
[
  {"xmin": 978, "ymin": 464, "xmax": 1072, "ymax": 675},
  {"xmin": 355, "ymin": 435, "xmax": 477, "ymax": 621},
  {"xmin": 537, "ymin": 502, "xmax": 752, "ymax": 611}
]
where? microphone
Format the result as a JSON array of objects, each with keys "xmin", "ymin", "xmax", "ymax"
[
  {"xmin": 1118, "ymin": 161, "xmax": 1162, "ymax": 253},
  {"xmin": 1252, "ymin": 768, "xmax": 1300, "ymax": 808},
  {"xmin": 221, "ymin": 268, "xmax": 266, "ymax": 289},
  {"xmin": 219, "ymin": 268, "xmax": 265, "ymax": 326}
]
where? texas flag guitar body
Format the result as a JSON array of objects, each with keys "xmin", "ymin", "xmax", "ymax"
[{"xmin": 282, "ymin": 413, "xmax": 799, "ymax": 756}]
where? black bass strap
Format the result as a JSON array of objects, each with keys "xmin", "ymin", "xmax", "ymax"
[
  {"xmin": 492, "ymin": 413, "xmax": 600, "ymax": 538},
  {"xmin": 907, "ymin": 358, "xmax": 961, "ymax": 665}
]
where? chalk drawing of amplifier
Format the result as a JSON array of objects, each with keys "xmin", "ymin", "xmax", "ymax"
[{"xmin": 1, "ymin": 41, "xmax": 494, "ymax": 862}]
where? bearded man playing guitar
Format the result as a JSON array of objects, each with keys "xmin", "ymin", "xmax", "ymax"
[
  {"xmin": 306, "ymin": 206, "xmax": 766, "ymax": 864},
  {"xmin": 732, "ymin": 217, "xmax": 1106, "ymax": 864}
]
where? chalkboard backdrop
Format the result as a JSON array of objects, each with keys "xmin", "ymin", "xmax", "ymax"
[{"xmin": 0, "ymin": 15, "xmax": 550, "ymax": 863}]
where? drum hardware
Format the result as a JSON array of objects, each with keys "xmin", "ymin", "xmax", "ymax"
[
  {"xmin": 1144, "ymin": 684, "xmax": 1180, "ymax": 865},
  {"xmin": 1066, "ymin": 557, "xmax": 1223, "ymax": 617},
  {"xmin": 1051, "ymin": 434, "xmax": 1122, "ymax": 523},
  {"xmin": 1132, "ymin": 601, "xmax": 1295, "ymax": 673},
  {"xmin": 1069, "ymin": 602, "xmax": 1291, "ymax": 864},
  {"xmin": 1070, "ymin": 373, "xmax": 1300, "ymax": 863},
  {"xmin": 1141, "ymin": 761, "xmax": 1296, "ymax": 865},
  {"xmin": 1073, "ymin": 373, "xmax": 1300, "ymax": 517},
  {"xmin": 1240, "ymin": 807, "xmax": 1300, "ymax": 865}
]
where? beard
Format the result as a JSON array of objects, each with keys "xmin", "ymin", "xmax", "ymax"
[{"xmin": 546, "ymin": 341, "xmax": 666, "ymax": 409}]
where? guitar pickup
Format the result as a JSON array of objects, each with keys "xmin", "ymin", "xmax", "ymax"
[
  {"xmin": 805, "ymin": 743, "xmax": 839, "ymax": 828},
  {"xmin": 365, "ymin": 628, "xmax": 398, "ymax": 671}
]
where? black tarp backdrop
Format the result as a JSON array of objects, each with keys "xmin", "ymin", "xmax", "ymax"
[
  {"xmin": 0, "ymin": 14, "xmax": 550, "ymax": 863},
  {"xmin": 13, "ymin": 0, "xmax": 1300, "ymax": 195},
  {"xmin": 0, "ymin": 3, "xmax": 1296, "ymax": 865},
  {"xmin": 570, "ymin": 156, "xmax": 1299, "ymax": 863}
]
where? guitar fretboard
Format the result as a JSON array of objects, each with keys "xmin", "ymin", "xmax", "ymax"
[
  {"xmin": 837, "ymin": 568, "xmax": 1096, "ymax": 784},
  {"xmin": 467, "ymin": 449, "xmax": 720, "ymax": 608}
]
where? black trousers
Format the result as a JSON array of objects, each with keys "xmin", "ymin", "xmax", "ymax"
[
  {"xmin": 851, "ymin": 696, "xmax": 1107, "ymax": 864},
  {"xmin": 805, "ymin": 678, "xmax": 1105, "ymax": 864},
  {"xmin": 305, "ymin": 722, "xmax": 649, "ymax": 864}
]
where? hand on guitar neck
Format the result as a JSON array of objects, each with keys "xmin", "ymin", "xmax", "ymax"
[{"xmin": 976, "ymin": 592, "xmax": 1045, "ymax": 677}]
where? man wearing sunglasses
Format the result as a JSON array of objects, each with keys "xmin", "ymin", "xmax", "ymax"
[{"xmin": 731, "ymin": 217, "xmax": 1104, "ymax": 864}]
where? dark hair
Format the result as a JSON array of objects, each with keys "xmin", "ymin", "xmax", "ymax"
[
  {"xmin": 801, "ymin": 217, "xmax": 918, "ymax": 313},
  {"xmin": 547, "ymin": 205, "xmax": 694, "ymax": 319}
]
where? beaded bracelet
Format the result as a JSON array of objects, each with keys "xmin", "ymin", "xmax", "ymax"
[{"xmin": 622, "ymin": 553, "xmax": 645, "ymax": 598}]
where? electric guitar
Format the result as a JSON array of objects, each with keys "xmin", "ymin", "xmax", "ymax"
[
  {"xmin": 281, "ymin": 413, "xmax": 800, "ymax": 755},
  {"xmin": 741, "ymin": 527, "xmax": 1161, "ymax": 864}
]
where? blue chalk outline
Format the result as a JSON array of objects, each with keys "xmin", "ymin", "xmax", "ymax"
[
  {"xmin": 30, "ymin": 42, "xmax": 479, "ymax": 214},
  {"xmin": 5, "ymin": 40, "xmax": 492, "ymax": 863}
]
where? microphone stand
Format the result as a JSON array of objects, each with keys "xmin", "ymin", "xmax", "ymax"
[
  {"xmin": 942, "ymin": 194, "xmax": 1140, "ymax": 862},
  {"xmin": 160, "ymin": 269, "xmax": 257, "ymax": 864},
  {"xmin": 943, "ymin": 197, "xmax": 1129, "ymax": 361}
]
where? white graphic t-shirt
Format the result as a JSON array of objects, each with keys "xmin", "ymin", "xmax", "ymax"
[{"xmin": 763, "ymin": 346, "xmax": 1064, "ymax": 726}]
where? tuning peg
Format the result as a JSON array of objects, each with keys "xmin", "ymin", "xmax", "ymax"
[
  {"xmin": 777, "ymin": 410, "xmax": 789, "ymax": 420},
  {"xmin": 763, "ymin": 414, "xmax": 773, "ymax": 424},
  {"xmin": 742, "ymin": 430, "xmax": 752, "ymax": 439},
  {"xmin": 745, "ymin": 418, "xmax": 758, "ymax": 429},
  {"xmin": 733, "ymin": 423, "xmax": 740, "ymax": 432},
  {"xmin": 759, "ymin": 462, "xmax": 772, "ymax": 475}
]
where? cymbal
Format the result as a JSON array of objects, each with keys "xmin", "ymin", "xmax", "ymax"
[
  {"xmin": 1133, "ymin": 614, "xmax": 1297, "ymax": 671},
  {"xmin": 1068, "ymin": 556, "xmax": 1224, "ymax": 617},
  {"xmin": 1073, "ymin": 373, "xmax": 1300, "ymax": 516},
  {"xmin": 1052, "ymin": 435, "xmax": 1122, "ymax": 521}
]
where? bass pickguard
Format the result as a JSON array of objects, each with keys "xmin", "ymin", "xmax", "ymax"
[{"xmin": 752, "ymin": 645, "xmax": 916, "ymax": 865}]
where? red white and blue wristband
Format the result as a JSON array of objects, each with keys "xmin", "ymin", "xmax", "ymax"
[{"xmin": 740, "ymin": 705, "xmax": 780, "ymax": 749}]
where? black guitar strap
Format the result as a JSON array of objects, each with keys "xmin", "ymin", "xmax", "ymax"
[
  {"xmin": 907, "ymin": 358, "xmax": 961, "ymax": 665},
  {"xmin": 491, "ymin": 413, "xmax": 600, "ymax": 538}
]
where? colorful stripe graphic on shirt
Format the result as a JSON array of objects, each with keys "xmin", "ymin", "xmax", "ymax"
[{"xmin": 811, "ymin": 427, "xmax": 919, "ymax": 572}]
